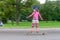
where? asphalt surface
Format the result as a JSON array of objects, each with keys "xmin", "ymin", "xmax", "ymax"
[{"xmin": 0, "ymin": 28, "xmax": 60, "ymax": 40}]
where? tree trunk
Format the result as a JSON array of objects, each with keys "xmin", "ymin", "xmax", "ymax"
[
  {"xmin": 15, "ymin": 0, "xmax": 20, "ymax": 25},
  {"xmin": 16, "ymin": 11, "xmax": 20, "ymax": 25}
]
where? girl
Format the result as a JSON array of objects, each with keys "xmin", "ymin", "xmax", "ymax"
[{"xmin": 26, "ymin": 9, "xmax": 43, "ymax": 33}]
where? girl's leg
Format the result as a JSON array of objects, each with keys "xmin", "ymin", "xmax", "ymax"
[
  {"xmin": 31, "ymin": 23, "xmax": 34, "ymax": 32},
  {"xmin": 36, "ymin": 23, "xmax": 39, "ymax": 32},
  {"xmin": 31, "ymin": 20, "xmax": 35, "ymax": 33}
]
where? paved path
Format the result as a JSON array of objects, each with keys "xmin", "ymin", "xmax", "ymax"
[{"xmin": 0, "ymin": 28, "xmax": 60, "ymax": 40}]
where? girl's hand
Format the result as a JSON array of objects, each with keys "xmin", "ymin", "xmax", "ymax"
[{"xmin": 41, "ymin": 18, "xmax": 43, "ymax": 20}]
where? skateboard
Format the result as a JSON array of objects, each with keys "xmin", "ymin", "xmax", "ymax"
[{"xmin": 26, "ymin": 31, "xmax": 45, "ymax": 35}]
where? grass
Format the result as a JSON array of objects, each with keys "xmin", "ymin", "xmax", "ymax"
[{"xmin": 0, "ymin": 21, "xmax": 60, "ymax": 28}]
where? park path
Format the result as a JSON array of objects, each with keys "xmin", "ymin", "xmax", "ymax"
[{"xmin": 0, "ymin": 28, "xmax": 60, "ymax": 40}]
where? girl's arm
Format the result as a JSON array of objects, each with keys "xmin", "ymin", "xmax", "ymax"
[
  {"xmin": 39, "ymin": 13, "xmax": 43, "ymax": 20},
  {"xmin": 26, "ymin": 12, "xmax": 34, "ymax": 18}
]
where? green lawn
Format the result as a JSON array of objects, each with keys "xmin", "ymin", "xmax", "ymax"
[{"xmin": 0, "ymin": 21, "xmax": 60, "ymax": 28}]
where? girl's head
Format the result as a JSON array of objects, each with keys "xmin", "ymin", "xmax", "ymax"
[
  {"xmin": 33, "ymin": 9, "xmax": 39, "ymax": 12},
  {"xmin": 33, "ymin": 5, "xmax": 38, "ymax": 10}
]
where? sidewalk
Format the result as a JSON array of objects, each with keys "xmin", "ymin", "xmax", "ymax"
[
  {"xmin": 0, "ymin": 28, "xmax": 60, "ymax": 32},
  {"xmin": 0, "ymin": 28, "xmax": 60, "ymax": 40}
]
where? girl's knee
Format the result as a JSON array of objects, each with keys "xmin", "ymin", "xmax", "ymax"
[
  {"xmin": 32, "ymin": 23, "xmax": 34, "ymax": 28},
  {"xmin": 36, "ymin": 23, "xmax": 38, "ymax": 28}
]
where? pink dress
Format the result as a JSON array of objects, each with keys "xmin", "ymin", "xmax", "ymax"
[{"xmin": 32, "ymin": 11, "xmax": 39, "ymax": 20}]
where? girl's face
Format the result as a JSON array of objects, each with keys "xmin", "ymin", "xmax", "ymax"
[
  {"xmin": 33, "ymin": 9, "xmax": 39, "ymax": 12},
  {"xmin": 33, "ymin": 9, "xmax": 36, "ymax": 12}
]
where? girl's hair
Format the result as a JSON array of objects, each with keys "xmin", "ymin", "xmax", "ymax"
[{"xmin": 36, "ymin": 10, "xmax": 39, "ymax": 12}]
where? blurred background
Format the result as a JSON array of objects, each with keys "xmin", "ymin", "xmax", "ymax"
[{"xmin": 0, "ymin": 0, "xmax": 60, "ymax": 28}]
